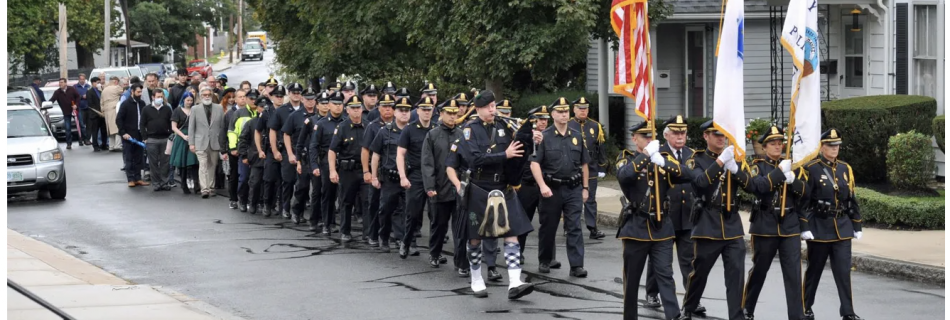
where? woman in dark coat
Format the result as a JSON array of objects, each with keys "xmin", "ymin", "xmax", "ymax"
[{"xmin": 169, "ymin": 92, "xmax": 201, "ymax": 194}]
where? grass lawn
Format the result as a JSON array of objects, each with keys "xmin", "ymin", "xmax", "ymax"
[{"xmin": 909, "ymin": 189, "xmax": 945, "ymax": 203}]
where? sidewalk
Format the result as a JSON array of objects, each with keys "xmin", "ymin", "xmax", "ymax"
[
  {"xmin": 7, "ymin": 230, "xmax": 244, "ymax": 320},
  {"xmin": 591, "ymin": 183, "xmax": 946, "ymax": 283},
  {"xmin": 210, "ymin": 57, "xmax": 236, "ymax": 74}
]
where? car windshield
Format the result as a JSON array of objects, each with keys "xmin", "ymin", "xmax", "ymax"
[
  {"xmin": 244, "ymin": 43, "xmax": 262, "ymax": 50},
  {"xmin": 189, "ymin": 61, "xmax": 207, "ymax": 67},
  {"xmin": 7, "ymin": 109, "xmax": 50, "ymax": 138},
  {"xmin": 95, "ymin": 69, "xmax": 129, "ymax": 80},
  {"xmin": 128, "ymin": 67, "xmax": 145, "ymax": 78},
  {"xmin": 142, "ymin": 65, "xmax": 162, "ymax": 73}
]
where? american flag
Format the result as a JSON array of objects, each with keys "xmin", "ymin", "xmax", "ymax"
[{"xmin": 612, "ymin": 0, "xmax": 655, "ymax": 121}]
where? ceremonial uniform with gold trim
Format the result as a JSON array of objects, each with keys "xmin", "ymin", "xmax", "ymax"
[{"xmin": 568, "ymin": 97, "xmax": 609, "ymax": 238}]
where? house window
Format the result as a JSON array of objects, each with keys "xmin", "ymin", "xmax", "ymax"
[
  {"xmin": 914, "ymin": 5, "xmax": 938, "ymax": 98},
  {"xmin": 844, "ymin": 14, "xmax": 865, "ymax": 88}
]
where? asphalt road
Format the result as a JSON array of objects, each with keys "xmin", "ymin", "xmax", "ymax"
[{"xmin": 8, "ymin": 51, "xmax": 945, "ymax": 320}]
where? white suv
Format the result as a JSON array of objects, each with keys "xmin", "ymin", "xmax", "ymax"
[{"xmin": 7, "ymin": 104, "xmax": 67, "ymax": 199}]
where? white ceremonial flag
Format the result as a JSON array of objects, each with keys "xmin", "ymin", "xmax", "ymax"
[
  {"xmin": 781, "ymin": 0, "xmax": 822, "ymax": 167},
  {"xmin": 712, "ymin": 0, "xmax": 746, "ymax": 160}
]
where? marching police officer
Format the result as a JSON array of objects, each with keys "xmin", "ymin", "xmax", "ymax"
[
  {"xmin": 341, "ymin": 81, "xmax": 357, "ymax": 102},
  {"xmin": 530, "ymin": 98, "xmax": 589, "ymax": 278},
  {"xmin": 516, "ymin": 105, "xmax": 556, "ymax": 267},
  {"xmin": 308, "ymin": 92, "xmax": 345, "ymax": 234},
  {"xmin": 495, "ymin": 99, "xmax": 513, "ymax": 117},
  {"xmin": 801, "ymin": 129, "xmax": 863, "ymax": 320},
  {"xmin": 456, "ymin": 90, "xmax": 540, "ymax": 300},
  {"xmin": 679, "ymin": 121, "xmax": 789, "ymax": 320},
  {"xmin": 262, "ymin": 77, "xmax": 280, "ymax": 107},
  {"xmin": 616, "ymin": 120, "xmax": 686, "ymax": 320},
  {"xmin": 360, "ymin": 94, "xmax": 396, "ymax": 246},
  {"xmin": 269, "ymin": 82, "xmax": 305, "ymax": 219},
  {"xmin": 257, "ymin": 84, "xmax": 286, "ymax": 216},
  {"xmin": 240, "ymin": 97, "xmax": 268, "ymax": 215},
  {"xmin": 421, "ymin": 99, "xmax": 464, "ymax": 267},
  {"xmin": 381, "ymin": 81, "xmax": 397, "ymax": 96},
  {"xmin": 327, "ymin": 95, "xmax": 366, "ymax": 242},
  {"xmin": 282, "ymin": 86, "xmax": 319, "ymax": 224},
  {"xmin": 568, "ymin": 97, "xmax": 608, "ymax": 240},
  {"xmin": 361, "ymin": 84, "xmax": 381, "ymax": 124},
  {"xmin": 397, "ymin": 96, "xmax": 437, "ymax": 259},
  {"xmin": 297, "ymin": 91, "xmax": 333, "ymax": 231},
  {"xmin": 411, "ymin": 83, "xmax": 439, "ymax": 123},
  {"xmin": 645, "ymin": 115, "xmax": 699, "ymax": 310},
  {"xmin": 326, "ymin": 81, "xmax": 342, "ymax": 95},
  {"xmin": 369, "ymin": 97, "xmax": 413, "ymax": 252}
]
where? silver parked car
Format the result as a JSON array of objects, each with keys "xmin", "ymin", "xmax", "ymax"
[
  {"xmin": 7, "ymin": 104, "xmax": 67, "ymax": 199},
  {"xmin": 241, "ymin": 42, "xmax": 264, "ymax": 61}
]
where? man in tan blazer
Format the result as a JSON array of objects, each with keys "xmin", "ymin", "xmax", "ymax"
[
  {"xmin": 189, "ymin": 88, "xmax": 226, "ymax": 198},
  {"xmin": 100, "ymin": 76, "xmax": 124, "ymax": 151}
]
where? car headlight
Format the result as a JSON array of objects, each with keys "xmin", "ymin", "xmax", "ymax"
[{"xmin": 38, "ymin": 149, "xmax": 63, "ymax": 162}]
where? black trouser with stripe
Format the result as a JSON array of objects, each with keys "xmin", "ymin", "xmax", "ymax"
[
  {"xmin": 646, "ymin": 229, "xmax": 694, "ymax": 296},
  {"xmin": 622, "ymin": 239, "xmax": 679, "ymax": 320},
  {"xmin": 804, "ymin": 240, "xmax": 856, "ymax": 317},
  {"xmin": 683, "ymin": 238, "xmax": 746, "ymax": 320},
  {"xmin": 742, "ymin": 235, "xmax": 804, "ymax": 320}
]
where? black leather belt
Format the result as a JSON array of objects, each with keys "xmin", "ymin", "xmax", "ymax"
[
  {"xmin": 474, "ymin": 172, "xmax": 504, "ymax": 183},
  {"xmin": 544, "ymin": 173, "xmax": 582, "ymax": 188}
]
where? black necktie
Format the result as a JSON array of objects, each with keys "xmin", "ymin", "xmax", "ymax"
[{"xmin": 677, "ymin": 150, "xmax": 682, "ymax": 160}]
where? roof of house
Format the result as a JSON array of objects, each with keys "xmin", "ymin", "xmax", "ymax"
[{"xmin": 674, "ymin": 0, "xmax": 772, "ymax": 14}]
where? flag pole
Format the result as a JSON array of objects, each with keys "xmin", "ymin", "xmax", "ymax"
[{"xmin": 644, "ymin": 4, "xmax": 661, "ymax": 222}]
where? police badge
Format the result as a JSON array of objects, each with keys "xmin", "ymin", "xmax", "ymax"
[{"xmin": 572, "ymin": 137, "xmax": 578, "ymax": 146}]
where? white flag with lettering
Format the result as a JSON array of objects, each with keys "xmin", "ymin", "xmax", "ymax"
[
  {"xmin": 781, "ymin": 0, "xmax": 822, "ymax": 167},
  {"xmin": 712, "ymin": 0, "xmax": 746, "ymax": 160}
]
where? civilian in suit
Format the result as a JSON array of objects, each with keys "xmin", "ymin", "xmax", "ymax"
[{"xmin": 188, "ymin": 88, "xmax": 226, "ymax": 198}]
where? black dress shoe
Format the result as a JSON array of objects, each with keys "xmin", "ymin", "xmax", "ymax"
[
  {"xmin": 842, "ymin": 316, "xmax": 862, "ymax": 320},
  {"xmin": 249, "ymin": 205, "xmax": 257, "ymax": 215},
  {"xmin": 803, "ymin": 310, "xmax": 814, "ymax": 320},
  {"xmin": 507, "ymin": 283, "xmax": 535, "ymax": 300},
  {"xmin": 368, "ymin": 239, "xmax": 379, "ymax": 247},
  {"xmin": 66, "ymin": 145, "xmax": 72, "ymax": 150},
  {"xmin": 322, "ymin": 227, "xmax": 331, "ymax": 236},
  {"xmin": 487, "ymin": 267, "xmax": 502, "ymax": 282},
  {"xmin": 379, "ymin": 242, "xmax": 391, "ymax": 253},
  {"xmin": 409, "ymin": 244, "xmax": 420, "ymax": 256},
  {"xmin": 308, "ymin": 221, "xmax": 319, "ymax": 231},
  {"xmin": 239, "ymin": 203, "xmax": 248, "ymax": 212},
  {"xmin": 281, "ymin": 210, "xmax": 291, "ymax": 219},
  {"xmin": 644, "ymin": 295, "xmax": 661, "ymax": 308},
  {"xmin": 676, "ymin": 312, "xmax": 693, "ymax": 320},
  {"xmin": 341, "ymin": 234, "xmax": 352, "ymax": 242},
  {"xmin": 458, "ymin": 268, "xmax": 469, "ymax": 277},
  {"xmin": 429, "ymin": 256, "xmax": 440, "ymax": 268},
  {"xmin": 538, "ymin": 262, "xmax": 551, "ymax": 274},
  {"xmin": 438, "ymin": 255, "xmax": 447, "ymax": 264},
  {"xmin": 570, "ymin": 267, "xmax": 588, "ymax": 278},
  {"xmin": 399, "ymin": 242, "xmax": 409, "ymax": 259},
  {"xmin": 263, "ymin": 208, "xmax": 273, "ymax": 217},
  {"xmin": 229, "ymin": 201, "xmax": 238, "ymax": 209},
  {"xmin": 695, "ymin": 303, "xmax": 707, "ymax": 313},
  {"xmin": 589, "ymin": 229, "xmax": 606, "ymax": 239},
  {"xmin": 549, "ymin": 260, "xmax": 562, "ymax": 269},
  {"xmin": 291, "ymin": 213, "xmax": 301, "ymax": 224}
]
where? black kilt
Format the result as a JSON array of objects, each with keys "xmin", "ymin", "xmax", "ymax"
[{"xmin": 463, "ymin": 183, "xmax": 534, "ymax": 239}]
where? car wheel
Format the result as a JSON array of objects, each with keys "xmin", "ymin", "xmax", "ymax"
[{"xmin": 48, "ymin": 174, "xmax": 67, "ymax": 200}]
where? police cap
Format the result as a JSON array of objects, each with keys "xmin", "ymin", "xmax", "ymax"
[
  {"xmin": 820, "ymin": 128, "xmax": 842, "ymax": 145},
  {"xmin": 663, "ymin": 115, "xmax": 688, "ymax": 132}
]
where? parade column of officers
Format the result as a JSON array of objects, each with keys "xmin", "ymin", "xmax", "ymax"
[{"xmin": 226, "ymin": 77, "xmax": 863, "ymax": 320}]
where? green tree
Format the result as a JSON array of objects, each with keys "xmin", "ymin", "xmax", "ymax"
[
  {"xmin": 126, "ymin": 0, "xmax": 235, "ymax": 63},
  {"xmin": 66, "ymin": 0, "xmax": 123, "ymax": 68},
  {"xmin": 8, "ymin": 0, "xmax": 58, "ymax": 74}
]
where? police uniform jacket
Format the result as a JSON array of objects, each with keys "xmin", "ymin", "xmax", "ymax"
[
  {"xmin": 306, "ymin": 114, "xmax": 343, "ymax": 166},
  {"xmin": 267, "ymin": 103, "xmax": 301, "ymax": 150},
  {"xmin": 370, "ymin": 123, "xmax": 404, "ymax": 174},
  {"xmin": 422, "ymin": 122, "xmax": 462, "ymax": 203},
  {"xmin": 281, "ymin": 107, "xmax": 316, "ymax": 159},
  {"xmin": 615, "ymin": 150, "xmax": 690, "ymax": 241},
  {"xmin": 238, "ymin": 117, "xmax": 264, "ymax": 168},
  {"xmin": 363, "ymin": 107, "xmax": 380, "ymax": 124},
  {"xmin": 568, "ymin": 118, "xmax": 608, "ymax": 174},
  {"xmin": 329, "ymin": 118, "xmax": 365, "ymax": 163},
  {"xmin": 659, "ymin": 144, "xmax": 696, "ymax": 231},
  {"xmin": 255, "ymin": 105, "xmax": 277, "ymax": 153},
  {"xmin": 294, "ymin": 112, "xmax": 327, "ymax": 159},
  {"xmin": 801, "ymin": 155, "xmax": 862, "ymax": 242},
  {"xmin": 748, "ymin": 157, "xmax": 807, "ymax": 237},
  {"xmin": 445, "ymin": 138, "xmax": 468, "ymax": 172},
  {"xmin": 688, "ymin": 149, "xmax": 785, "ymax": 240},
  {"xmin": 458, "ymin": 118, "xmax": 534, "ymax": 188},
  {"xmin": 362, "ymin": 117, "xmax": 391, "ymax": 151},
  {"xmin": 530, "ymin": 126, "xmax": 589, "ymax": 181},
  {"xmin": 397, "ymin": 120, "xmax": 434, "ymax": 175}
]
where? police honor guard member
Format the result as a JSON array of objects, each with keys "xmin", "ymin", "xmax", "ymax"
[
  {"xmin": 741, "ymin": 125, "xmax": 808, "ymax": 320},
  {"xmin": 568, "ymin": 97, "xmax": 609, "ymax": 240},
  {"xmin": 240, "ymin": 97, "xmax": 268, "ymax": 215},
  {"xmin": 495, "ymin": 99, "xmax": 513, "ymax": 117},
  {"xmin": 281, "ymin": 86, "xmax": 319, "ymax": 224},
  {"xmin": 420, "ymin": 99, "xmax": 464, "ymax": 268},
  {"xmin": 457, "ymin": 90, "xmax": 540, "ymax": 300},
  {"xmin": 340, "ymin": 80, "xmax": 357, "ymax": 102},
  {"xmin": 801, "ymin": 129, "xmax": 863, "ymax": 320},
  {"xmin": 308, "ymin": 92, "xmax": 346, "ymax": 235},
  {"xmin": 529, "ymin": 98, "xmax": 590, "ymax": 278},
  {"xmin": 616, "ymin": 121, "xmax": 688, "ymax": 320},
  {"xmin": 268, "ymin": 82, "xmax": 305, "ymax": 219},
  {"xmin": 327, "ymin": 95, "xmax": 367, "ymax": 242},
  {"xmin": 256, "ymin": 84, "xmax": 286, "ymax": 217},
  {"xmin": 516, "ymin": 105, "xmax": 558, "ymax": 268},
  {"xmin": 645, "ymin": 115, "xmax": 700, "ymax": 310},
  {"xmin": 679, "ymin": 120, "xmax": 789, "ymax": 320},
  {"xmin": 229, "ymin": 89, "xmax": 261, "ymax": 212},
  {"xmin": 360, "ymin": 94, "xmax": 397, "ymax": 246},
  {"xmin": 326, "ymin": 81, "xmax": 342, "ymax": 95},
  {"xmin": 397, "ymin": 96, "xmax": 437, "ymax": 258},
  {"xmin": 369, "ymin": 97, "xmax": 412, "ymax": 252},
  {"xmin": 411, "ymin": 83, "xmax": 439, "ymax": 123},
  {"xmin": 297, "ymin": 91, "xmax": 334, "ymax": 231},
  {"xmin": 361, "ymin": 84, "xmax": 381, "ymax": 124}
]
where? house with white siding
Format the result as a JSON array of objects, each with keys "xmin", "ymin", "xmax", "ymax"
[{"xmin": 587, "ymin": 0, "xmax": 945, "ymax": 176}]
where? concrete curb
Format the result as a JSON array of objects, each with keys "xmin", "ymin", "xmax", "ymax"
[{"xmin": 595, "ymin": 209, "xmax": 946, "ymax": 286}]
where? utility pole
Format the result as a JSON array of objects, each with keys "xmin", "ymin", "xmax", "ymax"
[
  {"xmin": 228, "ymin": 14, "xmax": 233, "ymax": 64},
  {"xmin": 104, "ymin": 0, "xmax": 111, "ymax": 66},
  {"xmin": 59, "ymin": 3, "xmax": 68, "ymax": 78},
  {"xmin": 237, "ymin": 0, "xmax": 243, "ymax": 57}
]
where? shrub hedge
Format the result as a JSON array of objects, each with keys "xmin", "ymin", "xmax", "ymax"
[
  {"xmin": 886, "ymin": 131, "xmax": 937, "ymax": 190},
  {"xmin": 934, "ymin": 115, "xmax": 945, "ymax": 153},
  {"xmin": 821, "ymin": 95, "xmax": 937, "ymax": 183},
  {"xmin": 855, "ymin": 187, "xmax": 945, "ymax": 229}
]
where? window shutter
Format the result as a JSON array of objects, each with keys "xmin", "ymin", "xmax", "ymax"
[{"xmin": 895, "ymin": 3, "xmax": 909, "ymax": 94}]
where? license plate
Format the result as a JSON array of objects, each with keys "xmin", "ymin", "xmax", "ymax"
[{"xmin": 7, "ymin": 171, "xmax": 23, "ymax": 182}]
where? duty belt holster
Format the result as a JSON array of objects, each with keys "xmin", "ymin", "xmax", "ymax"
[
  {"xmin": 543, "ymin": 173, "xmax": 582, "ymax": 188},
  {"xmin": 338, "ymin": 159, "xmax": 358, "ymax": 171},
  {"xmin": 385, "ymin": 169, "xmax": 400, "ymax": 183}
]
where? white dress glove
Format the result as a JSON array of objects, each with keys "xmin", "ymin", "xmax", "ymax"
[
  {"xmin": 854, "ymin": 231, "xmax": 862, "ymax": 240},
  {"xmin": 650, "ymin": 152, "xmax": 666, "ymax": 166},
  {"xmin": 801, "ymin": 231, "xmax": 814, "ymax": 240},
  {"xmin": 717, "ymin": 145, "xmax": 735, "ymax": 164},
  {"xmin": 644, "ymin": 140, "xmax": 660, "ymax": 156},
  {"xmin": 725, "ymin": 159, "xmax": 739, "ymax": 174},
  {"xmin": 597, "ymin": 172, "xmax": 606, "ymax": 179},
  {"xmin": 779, "ymin": 159, "xmax": 791, "ymax": 172},
  {"xmin": 784, "ymin": 171, "xmax": 795, "ymax": 184}
]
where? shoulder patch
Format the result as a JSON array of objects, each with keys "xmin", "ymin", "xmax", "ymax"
[
  {"xmin": 750, "ymin": 165, "xmax": 759, "ymax": 176},
  {"xmin": 616, "ymin": 158, "xmax": 628, "ymax": 170},
  {"xmin": 314, "ymin": 124, "xmax": 318, "ymax": 130},
  {"xmin": 686, "ymin": 158, "xmax": 696, "ymax": 169},
  {"xmin": 333, "ymin": 128, "xmax": 338, "ymax": 135},
  {"xmin": 463, "ymin": 128, "xmax": 471, "ymax": 140},
  {"xmin": 450, "ymin": 144, "xmax": 458, "ymax": 152}
]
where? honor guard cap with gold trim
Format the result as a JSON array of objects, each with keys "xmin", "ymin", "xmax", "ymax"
[
  {"xmin": 287, "ymin": 82, "xmax": 304, "ymax": 93},
  {"xmin": 317, "ymin": 91, "xmax": 331, "ymax": 103},
  {"xmin": 329, "ymin": 91, "xmax": 345, "ymax": 104},
  {"xmin": 342, "ymin": 81, "xmax": 357, "ymax": 91},
  {"xmin": 572, "ymin": 97, "xmax": 591, "ymax": 109},
  {"xmin": 473, "ymin": 90, "xmax": 495, "ymax": 108},
  {"xmin": 663, "ymin": 115, "xmax": 688, "ymax": 132},
  {"xmin": 415, "ymin": 97, "xmax": 436, "ymax": 110},
  {"xmin": 345, "ymin": 95, "xmax": 363, "ymax": 108},
  {"xmin": 496, "ymin": 99, "xmax": 513, "ymax": 112},
  {"xmin": 394, "ymin": 97, "xmax": 413, "ymax": 110},
  {"xmin": 382, "ymin": 81, "xmax": 397, "ymax": 94},
  {"xmin": 361, "ymin": 84, "xmax": 379, "ymax": 96},
  {"xmin": 527, "ymin": 105, "xmax": 551, "ymax": 119},
  {"xmin": 327, "ymin": 81, "xmax": 342, "ymax": 92},
  {"xmin": 629, "ymin": 121, "xmax": 655, "ymax": 137},
  {"xmin": 264, "ymin": 77, "xmax": 279, "ymax": 86},
  {"xmin": 821, "ymin": 128, "xmax": 842, "ymax": 145},
  {"xmin": 700, "ymin": 120, "xmax": 724, "ymax": 136},
  {"xmin": 550, "ymin": 97, "xmax": 571, "ymax": 112},
  {"xmin": 759, "ymin": 125, "xmax": 786, "ymax": 144},
  {"xmin": 452, "ymin": 93, "xmax": 472, "ymax": 106},
  {"xmin": 441, "ymin": 100, "xmax": 461, "ymax": 113},
  {"xmin": 302, "ymin": 86, "xmax": 317, "ymax": 99},
  {"xmin": 422, "ymin": 83, "xmax": 438, "ymax": 95},
  {"xmin": 378, "ymin": 94, "xmax": 396, "ymax": 107}
]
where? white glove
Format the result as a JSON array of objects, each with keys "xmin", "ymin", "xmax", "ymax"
[
  {"xmin": 644, "ymin": 140, "xmax": 660, "ymax": 156},
  {"xmin": 725, "ymin": 159, "xmax": 739, "ymax": 174},
  {"xmin": 801, "ymin": 231, "xmax": 814, "ymax": 240},
  {"xmin": 650, "ymin": 152, "xmax": 666, "ymax": 166},
  {"xmin": 854, "ymin": 231, "xmax": 862, "ymax": 240},
  {"xmin": 717, "ymin": 145, "xmax": 735, "ymax": 164},
  {"xmin": 779, "ymin": 159, "xmax": 791, "ymax": 173},
  {"xmin": 784, "ymin": 171, "xmax": 795, "ymax": 184},
  {"xmin": 597, "ymin": 172, "xmax": 606, "ymax": 179}
]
